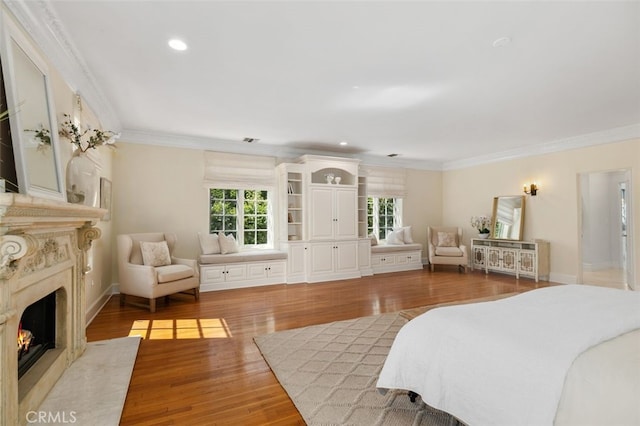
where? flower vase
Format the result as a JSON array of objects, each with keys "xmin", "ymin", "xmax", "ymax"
[
  {"xmin": 478, "ymin": 233, "xmax": 490, "ymax": 239},
  {"xmin": 66, "ymin": 150, "xmax": 99, "ymax": 206}
]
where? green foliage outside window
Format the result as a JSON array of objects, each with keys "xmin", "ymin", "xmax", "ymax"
[
  {"xmin": 367, "ymin": 197, "xmax": 400, "ymax": 240},
  {"xmin": 209, "ymin": 189, "xmax": 269, "ymax": 245}
]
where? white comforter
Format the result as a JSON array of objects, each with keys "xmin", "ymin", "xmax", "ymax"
[{"xmin": 376, "ymin": 285, "xmax": 640, "ymax": 425}]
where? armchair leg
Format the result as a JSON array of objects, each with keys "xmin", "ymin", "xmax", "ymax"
[
  {"xmin": 119, "ymin": 293, "xmax": 126, "ymax": 306},
  {"xmin": 149, "ymin": 298, "xmax": 156, "ymax": 313},
  {"xmin": 194, "ymin": 287, "xmax": 200, "ymax": 301},
  {"xmin": 430, "ymin": 264, "xmax": 434, "ymax": 272}
]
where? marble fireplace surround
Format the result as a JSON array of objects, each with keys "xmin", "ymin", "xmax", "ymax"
[{"xmin": 0, "ymin": 194, "xmax": 104, "ymax": 425}]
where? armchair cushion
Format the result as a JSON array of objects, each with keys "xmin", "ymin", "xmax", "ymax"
[
  {"xmin": 155, "ymin": 264, "xmax": 195, "ymax": 283},
  {"xmin": 435, "ymin": 246, "xmax": 464, "ymax": 257},
  {"xmin": 140, "ymin": 241, "xmax": 172, "ymax": 266},
  {"xmin": 437, "ymin": 231, "xmax": 457, "ymax": 247}
]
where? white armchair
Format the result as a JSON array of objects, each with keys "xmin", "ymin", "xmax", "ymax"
[
  {"xmin": 427, "ymin": 226, "xmax": 468, "ymax": 273},
  {"xmin": 117, "ymin": 232, "xmax": 200, "ymax": 312}
]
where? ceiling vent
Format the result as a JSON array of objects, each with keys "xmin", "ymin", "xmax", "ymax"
[
  {"xmin": 387, "ymin": 153, "xmax": 399, "ymax": 157},
  {"xmin": 243, "ymin": 137, "xmax": 259, "ymax": 143}
]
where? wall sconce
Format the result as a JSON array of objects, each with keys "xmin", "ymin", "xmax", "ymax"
[{"xmin": 523, "ymin": 182, "xmax": 538, "ymax": 196}]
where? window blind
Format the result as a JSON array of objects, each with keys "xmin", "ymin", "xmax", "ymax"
[
  {"xmin": 361, "ymin": 165, "xmax": 407, "ymax": 198},
  {"xmin": 203, "ymin": 151, "xmax": 276, "ymax": 190}
]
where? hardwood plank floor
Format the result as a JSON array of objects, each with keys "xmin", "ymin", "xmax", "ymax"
[{"xmin": 87, "ymin": 269, "xmax": 551, "ymax": 425}]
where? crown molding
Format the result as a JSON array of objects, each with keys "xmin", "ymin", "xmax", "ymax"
[
  {"xmin": 2, "ymin": 0, "xmax": 121, "ymax": 130},
  {"xmin": 442, "ymin": 123, "xmax": 640, "ymax": 171},
  {"xmin": 120, "ymin": 128, "xmax": 444, "ymax": 171}
]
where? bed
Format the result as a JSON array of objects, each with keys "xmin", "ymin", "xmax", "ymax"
[{"xmin": 377, "ymin": 285, "xmax": 640, "ymax": 425}]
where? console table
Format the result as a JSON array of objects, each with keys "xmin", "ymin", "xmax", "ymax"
[{"xmin": 471, "ymin": 238, "xmax": 550, "ymax": 282}]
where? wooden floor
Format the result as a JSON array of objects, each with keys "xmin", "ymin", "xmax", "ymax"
[{"xmin": 87, "ymin": 268, "xmax": 551, "ymax": 425}]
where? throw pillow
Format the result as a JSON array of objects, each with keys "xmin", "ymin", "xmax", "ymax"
[
  {"xmin": 140, "ymin": 241, "xmax": 172, "ymax": 267},
  {"xmin": 369, "ymin": 233, "xmax": 378, "ymax": 246},
  {"xmin": 437, "ymin": 231, "xmax": 457, "ymax": 247},
  {"xmin": 218, "ymin": 232, "xmax": 239, "ymax": 254},
  {"xmin": 386, "ymin": 229, "xmax": 405, "ymax": 245},
  {"xmin": 394, "ymin": 226, "xmax": 414, "ymax": 244},
  {"xmin": 198, "ymin": 233, "xmax": 221, "ymax": 254}
]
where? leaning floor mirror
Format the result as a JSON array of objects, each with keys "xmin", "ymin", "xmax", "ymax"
[
  {"xmin": 0, "ymin": 11, "xmax": 66, "ymax": 201},
  {"xmin": 491, "ymin": 195, "xmax": 525, "ymax": 240}
]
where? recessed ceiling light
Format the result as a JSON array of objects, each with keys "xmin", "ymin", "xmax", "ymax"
[
  {"xmin": 492, "ymin": 37, "xmax": 511, "ymax": 48},
  {"xmin": 339, "ymin": 141, "xmax": 348, "ymax": 146},
  {"xmin": 168, "ymin": 39, "xmax": 188, "ymax": 51},
  {"xmin": 352, "ymin": 85, "xmax": 360, "ymax": 90}
]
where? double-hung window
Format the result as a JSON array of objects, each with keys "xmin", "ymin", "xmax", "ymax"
[
  {"xmin": 367, "ymin": 197, "xmax": 402, "ymax": 241},
  {"xmin": 209, "ymin": 189, "xmax": 271, "ymax": 247}
]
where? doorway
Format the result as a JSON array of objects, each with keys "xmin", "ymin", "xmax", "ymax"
[{"xmin": 579, "ymin": 169, "xmax": 635, "ymax": 290}]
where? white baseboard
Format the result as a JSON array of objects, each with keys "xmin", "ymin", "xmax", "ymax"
[{"xmin": 549, "ymin": 273, "xmax": 577, "ymax": 285}]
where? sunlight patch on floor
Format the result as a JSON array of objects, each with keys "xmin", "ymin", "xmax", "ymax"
[{"xmin": 128, "ymin": 318, "xmax": 232, "ymax": 339}]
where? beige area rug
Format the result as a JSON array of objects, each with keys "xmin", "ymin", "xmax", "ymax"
[
  {"xmin": 254, "ymin": 313, "xmax": 461, "ymax": 425},
  {"xmin": 38, "ymin": 336, "xmax": 141, "ymax": 426}
]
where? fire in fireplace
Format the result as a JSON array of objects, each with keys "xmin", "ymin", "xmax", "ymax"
[{"xmin": 18, "ymin": 291, "xmax": 56, "ymax": 379}]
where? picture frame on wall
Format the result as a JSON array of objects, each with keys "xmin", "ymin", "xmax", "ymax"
[{"xmin": 100, "ymin": 177, "xmax": 112, "ymax": 221}]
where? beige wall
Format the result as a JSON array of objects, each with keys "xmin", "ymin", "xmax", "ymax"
[
  {"xmin": 111, "ymin": 142, "xmax": 209, "ymax": 283},
  {"xmin": 404, "ymin": 169, "xmax": 443, "ymax": 255},
  {"xmin": 442, "ymin": 138, "xmax": 640, "ymax": 286}
]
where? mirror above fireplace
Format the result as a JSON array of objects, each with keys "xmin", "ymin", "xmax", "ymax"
[{"xmin": 491, "ymin": 195, "xmax": 525, "ymax": 240}]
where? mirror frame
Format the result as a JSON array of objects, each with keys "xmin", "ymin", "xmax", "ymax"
[
  {"xmin": 0, "ymin": 11, "xmax": 66, "ymax": 201},
  {"xmin": 491, "ymin": 195, "xmax": 525, "ymax": 240}
]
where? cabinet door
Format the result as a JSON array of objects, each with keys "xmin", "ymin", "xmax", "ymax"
[
  {"xmin": 268, "ymin": 261, "xmax": 286, "ymax": 278},
  {"xmin": 334, "ymin": 188, "xmax": 357, "ymax": 239},
  {"xmin": 225, "ymin": 264, "xmax": 247, "ymax": 282},
  {"xmin": 358, "ymin": 239, "xmax": 371, "ymax": 269},
  {"xmin": 308, "ymin": 242, "xmax": 334, "ymax": 275},
  {"xmin": 519, "ymin": 251, "xmax": 537, "ymax": 276},
  {"xmin": 487, "ymin": 247, "xmax": 501, "ymax": 269},
  {"xmin": 246, "ymin": 263, "xmax": 269, "ymax": 280},
  {"xmin": 201, "ymin": 265, "xmax": 226, "ymax": 284},
  {"xmin": 288, "ymin": 243, "xmax": 307, "ymax": 276},
  {"xmin": 472, "ymin": 246, "xmax": 486, "ymax": 268},
  {"xmin": 501, "ymin": 249, "xmax": 518, "ymax": 273},
  {"xmin": 309, "ymin": 188, "xmax": 334, "ymax": 240},
  {"xmin": 335, "ymin": 241, "xmax": 358, "ymax": 273}
]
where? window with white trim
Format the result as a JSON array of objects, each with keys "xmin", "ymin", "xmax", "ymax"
[
  {"xmin": 209, "ymin": 189, "xmax": 271, "ymax": 246},
  {"xmin": 367, "ymin": 197, "xmax": 402, "ymax": 241}
]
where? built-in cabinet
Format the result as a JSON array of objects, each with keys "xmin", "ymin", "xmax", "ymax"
[
  {"xmin": 471, "ymin": 238, "xmax": 550, "ymax": 282},
  {"xmin": 200, "ymin": 260, "xmax": 287, "ymax": 291},
  {"xmin": 277, "ymin": 156, "xmax": 364, "ymax": 283},
  {"xmin": 371, "ymin": 250, "xmax": 423, "ymax": 274}
]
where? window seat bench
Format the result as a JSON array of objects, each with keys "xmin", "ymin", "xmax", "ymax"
[
  {"xmin": 371, "ymin": 243, "xmax": 423, "ymax": 274},
  {"xmin": 199, "ymin": 250, "xmax": 287, "ymax": 291}
]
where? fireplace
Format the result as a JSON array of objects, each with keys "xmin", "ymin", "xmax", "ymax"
[
  {"xmin": 0, "ymin": 194, "xmax": 104, "ymax": 425},
  {"xmin": 18, "ymin": 291, "xmax": 57, "ymax": 380}
]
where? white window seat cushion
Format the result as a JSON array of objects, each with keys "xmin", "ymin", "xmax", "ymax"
[
  {"xmin": 371, "ymin": 243, "xmax": 422, "ymax": 254},
  {"xmin": 199, "ymin": 249, "xmax": 287, "ymax": 265}
]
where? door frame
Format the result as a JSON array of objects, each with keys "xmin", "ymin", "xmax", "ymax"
[{"xmin": 577, "ymin": 168, "xmax": 635, "ymax": 290}]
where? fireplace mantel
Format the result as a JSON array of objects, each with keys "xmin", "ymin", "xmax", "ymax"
[{"xmin": 0, "ymin": 194, "xmax": 105, "ymax": 425}]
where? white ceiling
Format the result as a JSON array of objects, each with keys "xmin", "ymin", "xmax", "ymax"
[{"xmin": 10, "ymin": 1, "xmax": 640, "ymax": 169}]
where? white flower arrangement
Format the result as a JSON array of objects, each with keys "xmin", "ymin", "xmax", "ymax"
[{"xmin": 470, "ymin": 215, "xmax": 491, "ymax": 234}]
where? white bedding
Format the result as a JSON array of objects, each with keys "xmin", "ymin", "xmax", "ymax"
[{"xmin": 376, "ymin": 285, "xmax": 640, "ymax": 425}]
